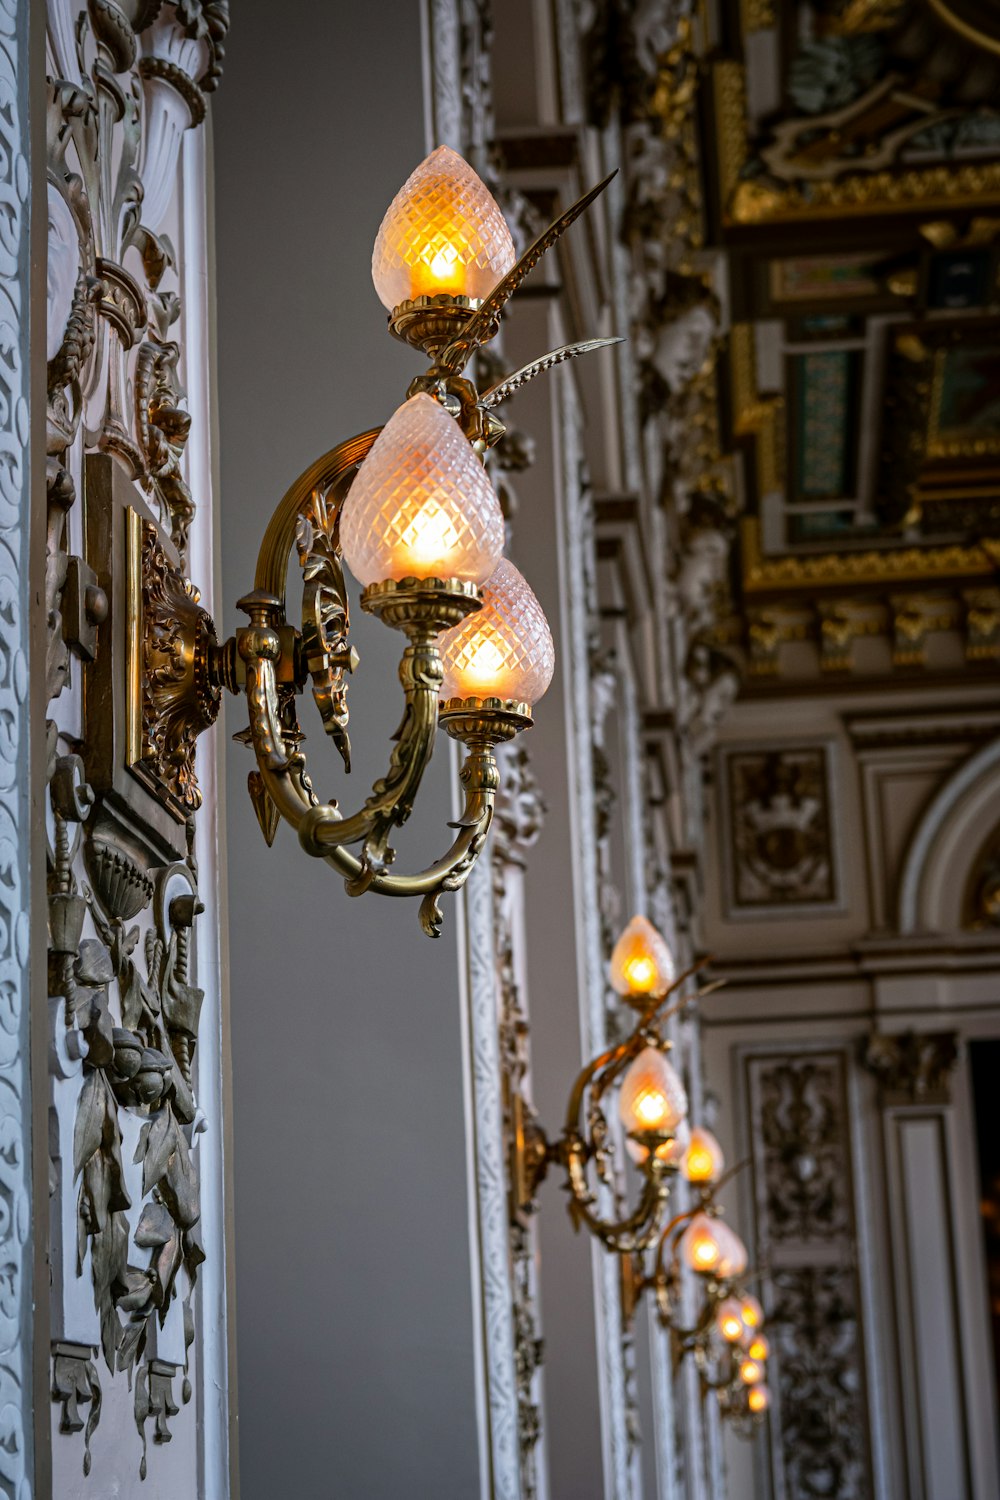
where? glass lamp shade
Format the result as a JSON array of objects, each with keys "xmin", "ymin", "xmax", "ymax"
[
  {"xmin": 340, "ymin": 393, "xmax": 505, "ymax": 587},
  {"xmin": 747, "ymin": 1335, "xmax": 769, "ymax": 1363},
  {"xmin": 716, "ymin": 1296, "xmax": 747, "ymax": 1344},
  {"xmin": 626, "ymin": 1116, "xmax": 689, "ymax": 1167},
  {"xmin": 716, "ymin": 1223, "xmax": 749, "ymax": 1280},
  {"xmin": 681, "ymin": 1126, "xmax": 725, "ymax": 1185},
  {"xmin": 747, "ymin": 1384, "xmax": 770, "ymax": 1415},
  {"xmin": 439, "ymin": 559, "xmax": 554, "ymax": 705},
  {"xmin": 739, "ymin": 1357, "xmax": 764, "ymax": 1387},
  {"xmin": 618, "ymin": 1047, "xmax": 688, "ymax": 1138},
  {"xmin": 372, "ymin": 145, "xmax": 516, "ymax": 309},
  {"xmin": 739, "ymin": 1294, "xmax": 764, "ymax": 1331},
  {"xmin": 679, "ymin": 1212, "xmax": 747, "ymax": 1277},
  {"xmin": 679, "ymin": 1213, "xmax": 725, "ymax": 1275},
  {"xmin": 609, "ymin": 915, "xmax": 676, "ymax": 1000}
]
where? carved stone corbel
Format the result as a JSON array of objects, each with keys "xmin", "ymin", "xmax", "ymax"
[{"xmin": 861, "ymin": 1029, "xmax": 959, "ymax": 1106}]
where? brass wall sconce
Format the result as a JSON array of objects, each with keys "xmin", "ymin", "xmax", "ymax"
[
  {"xmin": 155, "ymin": 146, "xmax": 619, "ymax": 934},
  {"xmin": 510, "ymin": 917, "xmax": 723, "ymax": 1252},
  {"xmin": 623, "ymin": 1143, "xmax": 772, "ymax": 1435}
]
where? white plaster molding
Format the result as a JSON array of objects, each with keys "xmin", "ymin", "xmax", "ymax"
[
  {"xmin": 558, "ymin": 374, "xmax": 636, "ymax": 1500},
  {"xmin": 0, "ymin": 1, "xmax": 33, "ymax": 1493},
  {"xmin": 458, "ymin": 847, "xmax": 523, "ymax": 1500},
  {"xmin": 897, "ymin": 735, "xmax": 1000, "ymax": 934}
]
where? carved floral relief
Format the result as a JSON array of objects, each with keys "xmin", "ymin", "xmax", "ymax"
[{"xmin": 45, "ymin": 0, "xmax": 227, "ymax": 1477}]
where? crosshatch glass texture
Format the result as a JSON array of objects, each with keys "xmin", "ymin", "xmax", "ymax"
[
  {"xmin": 439, "ymin": 558, "xmax": 555, "ymax": 706},
  {"xmin": 340, "ymin": 393, "xmax": 505, "ymax": 587},
  {"xmin": 372, "ymin": 145, "xmax": 516, "ymax": 309}
]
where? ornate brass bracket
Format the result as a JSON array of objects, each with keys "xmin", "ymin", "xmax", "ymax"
[
  {"xmin": 508, "ymin": 965, "xmax": 717, "ymax": 1252},
  {"xmin": 196, "ymin": 172, "xmax": 623, "ymax": 934},
  {"xmin": 127, "ymin": 510, "xmax": 221, "ymax": 818}
]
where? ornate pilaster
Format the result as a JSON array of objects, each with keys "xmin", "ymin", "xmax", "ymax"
[{"xmin": 0, "ymin": 4, "xmax": 34, "ymax": 1493}]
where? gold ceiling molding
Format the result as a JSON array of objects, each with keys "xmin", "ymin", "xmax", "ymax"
[
  {"xmin": 740, "ymin": 518, "xmax": 997, "ymax": 594},
  {"xmin": 730, "ymin": 158, "xmax": 1000, "ymax": 226},
  {"xmin": 712, "ymin": 54, "xmax": 1000, "ymax": 226},
  {"xmin": 711, "ymin": 61, "xmax": 749, "ymax": 211}
]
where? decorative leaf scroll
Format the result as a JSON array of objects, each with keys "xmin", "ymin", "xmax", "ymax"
[
  {"xmin": 296, "ymin": 484, "xmax": 354, "ymax": 772},
  {"xmin": 438, "ymin": 170, "xmax": 618, "ymax": 374},
  {"xmin": 480, "ymin": 337, "xmax": 625, "ymax": 409}
]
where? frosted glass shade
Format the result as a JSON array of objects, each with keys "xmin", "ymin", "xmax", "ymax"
[
  {"xmin": 609, "ymin": 915, "xmax": 675, "ymax": 1000},
  {"xmin": 682, "ymin": 1126, "xmax": 725, "ymax": 1185},
  {"xmin": 340, "ymin": 394, "xmax": 504, "ymax": 587},
  {"xmin": 747, "ymin": 1335, "xmax": 769, "ymax": 1362},
  {"xmin": 439, "ymin": 559, "xmax": 555, "ymax": 706},
  {"xmin": 739, "ymin": 1294, "xmax": 764, "ymax": 1331},
  {"xmin": 716, "ymin": 1297, "xmax": 746, "ymax": 1344},
  {"xmin": 372, "ymin": 145, "xmax": 516, "ymax": 309},
  {"xmin": 739, "ymin": 1357, "xmax": 764, "ymax": 1387},
  {"xmin": 618, "ymin": 1047, "xmax": 688, "ymax": 1138},
  {"xmin": 679, "ymin": 1212, "xmax": 747, "ymax": 1278},
  {"xmin": 747, "ymin": 1384, "xmax": 770, "ymax": 1415}
]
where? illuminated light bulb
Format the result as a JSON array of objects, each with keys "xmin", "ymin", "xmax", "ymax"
[
  {"xmin": 439, "ymin": 559, "xmax": 555, "ymax": 706},
  {"xmin": 619, "ymin": 1047, "xmax": 688, "ymax": 1139},
  {"xmin": 681, "ymin": 1126, "xmax": 725, "ymax": 1185},
  {"xmin": 340, "ymin": 394, "xmax": 504, "ymax": 587},
  {"xmin": 747, "ymin": 1384, "xmax": 770, "ymax": 1415},
  {"xmin": 739, "ymin": 1294, "xmax": 764, "ymax": 1331},
  {"xmin": 372, "ymin": 145, "xmax": 516, "ymax": 309},
  {"xmin": 716, "ymin": 1296, "xmax": 746, "ymax": 1344},
  {"xmin": 739, "ymin": 1358, "xmax": 764, "ymax": 1386},
  {"xmin": 747, "ymin": 1335, "xmax": 769, "ymax": 1362},
  {"xmin": 679, "ymin": 1212, "xmax": 724, "ymax": 1274},
  {"xmin": 609, "ymin": 915, "xmax": 676, "ymax": 1000}
]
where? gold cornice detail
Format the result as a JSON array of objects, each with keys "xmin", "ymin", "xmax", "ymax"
[
  {"xmin": 740, "ymin": 0, "xmax": 776, "ymax": 31},
  {"xmin": 712, "ymin": 60, "xmax": 749, "ymax": 210},
  {"xmin": 730, "ymin": 160, "xmax": 1000, "ymax": 225},
  {"xmin": 741, "ymin": 517, "xmax": 997, "ymax": 594}
]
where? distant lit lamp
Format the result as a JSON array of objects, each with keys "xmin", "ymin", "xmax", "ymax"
[
  {"xmin": 610, "ymin": 915, "xmax": 676, "ymax": 1002},
  {"xmin": 739, "ymin": 1293, "xmax": 764, "ymax": 1331},
  {"xmin": 619, "ymin": 1047, "xmax": 688, "ymax": 1140},
  {"xmin": 747, "ymin": 1385, "xmax": 770, "ymax": 1416},
  {"xmin": 509, "ymin": 916, "xmax": 707, "ymax": 1252},
  {"xmin": 681, "ymin": 1126, "xmax": 725, "ymax": 1187},
  {"xmin": 716, "ymin": 1296, "xmax": 747, "ymax": 1344},
  {"xmin": 747, "ymin": 1335, "xmax": 769, "ymax": 1362}
]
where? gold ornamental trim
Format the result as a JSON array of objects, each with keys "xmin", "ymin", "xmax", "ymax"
[
  {"xmin": 741, "ymin": 518, "xmax": 997, "ymax": 595},
  {"xmin": 712, "ymin": 61, "xmax": 749, "ymax": 210},
  {"xmin": 730, "ymin": 160, "xmax": 1000, "ymax": 226}
]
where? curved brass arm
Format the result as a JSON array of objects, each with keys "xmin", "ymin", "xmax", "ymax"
[{"xmin": 561, "ymin": 1130, "xmax": 674, "ymax": 1253}]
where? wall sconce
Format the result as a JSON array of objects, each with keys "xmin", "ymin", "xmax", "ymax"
[
  {"xmin": 510, "ymin": 916, "xmax": 721, "ymax": 1252},
  {"xmin": 158, "ymin": 146, "xmax": 619, "ymax": 934},
  {"xmin": 621, "ymin": 1140, "xmax": 771, "ymax": 1437}
]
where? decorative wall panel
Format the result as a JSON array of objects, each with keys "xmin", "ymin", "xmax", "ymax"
[
  {"xmin": 720, "ymin": 745, "xmax": 841, "ymax": 917},
  {"xmin": 45, "ymin": 1, "xmax": 228, "ymax": 1486},
  {"xmin": 746, "ymin": 1050, "xmax": 874, "ymax": 1500},
  {"xmin": 0, "ymin": 1, "xmax": 35, "ymax": 1495}
]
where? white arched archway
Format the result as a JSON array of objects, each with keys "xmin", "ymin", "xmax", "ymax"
[{"xmin": 897, "ymin": 735, "xmax": 1000, "ymax": 934}]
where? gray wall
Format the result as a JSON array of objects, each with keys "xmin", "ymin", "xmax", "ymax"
[{"xmin": 213, "ymin": 5, "xmax": 481, "ymax": 1494}]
